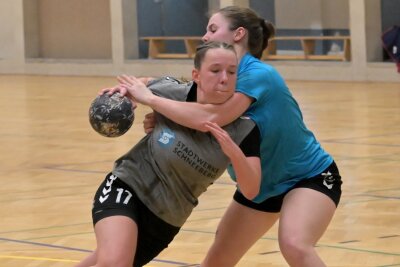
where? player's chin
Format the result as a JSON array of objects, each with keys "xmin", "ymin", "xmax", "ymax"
[
  {"xmin": 212, "ymin": 93, "xmax": 232, "ymax": 104},
  {"xmin": 217, "ymin": 90, "xmax": 234, "ymax": 97}
]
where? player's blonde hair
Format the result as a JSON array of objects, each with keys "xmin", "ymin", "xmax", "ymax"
[{"xmin": 194, "ymin": 41, "xmax": 236, "ymax": 69}]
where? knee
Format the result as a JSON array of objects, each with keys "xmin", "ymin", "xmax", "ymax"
[
  {"xmin": 95, "ymin": 257, "xmax": 133, "ymax": 267},
  {"xmin": 279, "ymin": 235, "xmax": 310, "ymax": 261},
  {"xmin": 202, "ymin": 256, "xmax": 232, "ymax": 267},
  {"xmin": 201, "ymin": 231, "xmax": 233, "ymax": 267},
  {"xmin": 201, "ymin": 257, "xmax": 216, "ymax": 267},
  {"xmin": 201, "ymin": 245, "xmax": 227, "ymax": 266}
]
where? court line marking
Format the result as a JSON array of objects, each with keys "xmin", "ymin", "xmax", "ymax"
[
  {"xmin": 0, "ymin": 255, "xmax": 178, "ymax": 267},
  {"xmin": 3, "ymin": 155, "xmax": 399, "ymax": 263},
  {"xmin": 0, "ymin": 222, "xmax": 88, "ymax": 235},
  {"xmin": 180, "ymin": 229, "xmax": 400, "ymax": 257},
  {"xmin": 325, "ymin": 141, "xmax": 400, "ymax": 147},
  {"xmin": 0, "ymin": 237, "xmax": 191, "ymax": 266},
  {"xmin": 0, "ymin": 255, "xmax": 78, "ymax": 263},
  {"xmin": 322, "ymin": 132, "xmax": 400, "ymax": 143},
  {"xmin": 0, "ymin": 237, "xmax": 92, "ymax": 253},
  {"xmin": 376, "ymin": 263, "xmax": 400, "ymax": 267}
]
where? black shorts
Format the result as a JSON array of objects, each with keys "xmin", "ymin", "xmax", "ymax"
[
  {"xmin": 92, "ymin": 173, "xmax": 180, "ymax": 267},
  {"xmin": 234, "ymin": 161, "xmax": 342, "ymax": 213}
]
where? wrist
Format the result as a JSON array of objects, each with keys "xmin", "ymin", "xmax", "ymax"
[{"xmin": 147, "ymin": 94, "xmax": 159, "ymax": 108}]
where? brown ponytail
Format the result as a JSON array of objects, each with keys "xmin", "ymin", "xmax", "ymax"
[
  {"xmin": 259, "ymin": 20, "xmax": 276, "ymax": 58},
  {"xmin": 218, "ymin": 6, "xmax": 276, "ymax": 59}
]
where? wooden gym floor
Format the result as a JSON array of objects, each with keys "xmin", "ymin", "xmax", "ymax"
[{"xmin": 0, "ymin": 74, "xmax": 399, "ymax": 267}]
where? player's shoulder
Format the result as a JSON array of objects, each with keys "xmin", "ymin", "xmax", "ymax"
[
  {"xmin": 148, "ymin": 76, "xmax": 186, "ymax": 86},
  {"xmin": 148, "ymin": 76, "xmax": 192, "ymax": 101},
  {"xmin": 240, "ymin": 55, "xmax": 276, "ymax": 76},
  {"xmin": 232, "ymin": 116, "xmax": 256, "ymax": 129}
]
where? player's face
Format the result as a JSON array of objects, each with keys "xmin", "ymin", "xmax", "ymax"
[
  {"xmin": 202, "ymin": 13, "xmax": 235, "ymax": 44},
  {"xmin": 193, "ymin": 48, "xmax": 237, "ymax": 104}
]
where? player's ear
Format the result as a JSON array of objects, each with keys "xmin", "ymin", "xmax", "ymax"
[
  {"xmin": 233, "ymin": 27, "xmax": 246, "ymax": 41},
  {"xmin": 192, "ymin": 68, "xmax": 200, "ymax": 83}
]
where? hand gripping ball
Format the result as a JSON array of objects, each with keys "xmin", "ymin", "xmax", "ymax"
[{"xmin": 89, "ymin": 93, "xmax": 135, "ymax": 137}]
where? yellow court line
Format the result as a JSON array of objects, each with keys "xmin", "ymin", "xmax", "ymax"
[
  {"xmin": 0, "ymin": 255, "xmax": 79, "ymax": 263},
  {"xmin": 0, "ymin": 255, "xmax": 160, "ymax": 266}
]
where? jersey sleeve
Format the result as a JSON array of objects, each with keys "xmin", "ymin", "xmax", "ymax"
[
  {"xmin": 147, "ymin": 77, "xmax": 192, "ymax": 101},
  {"xmin": 236, "ymin": 67, "xmax": 270, "ymax": 103},
  {"xmin": 239, "ymin": 124, "xmax": 260, "ymax": 158}
]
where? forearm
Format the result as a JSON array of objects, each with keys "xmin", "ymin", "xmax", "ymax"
[
  {"xmin": 229, "ymin": 152, "xmax": 261, "ymax": 200},
  {"xmin": 204, "ymin": 121, "xmax": 261, "ymax": 199},
  {"xmin": 149, "ymin": 96, "xmax": 220, "ymax": 131},
  {"xmin": 148, "ymin": 92, "xmax": 252, "ymax": 131}
]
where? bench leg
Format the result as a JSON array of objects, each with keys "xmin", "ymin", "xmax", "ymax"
[
  {"xmin": 148, "ymin": 40, "xmax": 165, "ymax": 59},
  {"xmin": 302, "ymin": 40, "xmax": 315, "ymax": 59},
  {"xmin": 185, "ymin": 40, "xmax": 202, "ymax": 58},
  {"xmin": 343, "ymin": 39, "xmax": 351, "ymax": 61}
]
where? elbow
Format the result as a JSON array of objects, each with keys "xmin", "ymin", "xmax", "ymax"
[
  {"xmin": 240, "ymin": 173, "xmax": 261, "ymax": 200},
  {"xmin": 196, "ymin": 121, "xmax": 211, "ymax": 132},
  {"xmin": 207, "ymin": 113, "xmax": 220, "ymax": 124},
  {"xmin": 241, "ymin": 187, "xmax": 260, "ymax": 200},
  {"xmin": 197, "ymin": 114, "xmax": 221, "ymax": 132},
  {"xmin": 204, "ymin": 109, "xmax": 226, "ymax": 126}
]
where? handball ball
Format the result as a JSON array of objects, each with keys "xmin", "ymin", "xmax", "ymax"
[{"xmin": 89, "ymin": 93, "xmax": 135, "ymax": 137}]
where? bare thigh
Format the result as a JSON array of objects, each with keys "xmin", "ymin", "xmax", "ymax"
[
  {"xmin": 202, "ymin": 200, "xmax": 279, "ymax": 267},
  {"xmin": 95, "ymin": 215, "xmax": 138, "ymax": 266},
  {"xmin": 279, "ymin": 188, "xmax": 336, "ymax": 245}
]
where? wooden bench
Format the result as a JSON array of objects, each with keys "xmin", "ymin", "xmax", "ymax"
[
  {"xmin": 140, "ymin": 36, "xmax": 203, "ymax": 59},
  {"xmin": 262, "ymin": 36, "xmax": 351, "ymax": 61},
  {"xmin": 140, "ymin": 35, "xmax": 351, "ymax": 61}
]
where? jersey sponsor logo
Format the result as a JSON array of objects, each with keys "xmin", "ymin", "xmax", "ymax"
[
  {"xmin": 322, "ymin": 171, "xmax": 334, "ymax": 190},
  {"xmin": 172, "ymin": 140, "xmax": 220, "ymax": 178},
  {"xmin": 158, "ymin": 128, "xmax": 175, "ymax": 147}
]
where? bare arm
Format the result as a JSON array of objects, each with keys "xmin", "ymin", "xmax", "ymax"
[
  {"xmin": 205, "ymin": 122, "xmax": 261, "ymax": 199},
  {"xmin": 100, "ymin": 76, "xmax": 155, "ymax": 95},
  {"xmin": 148, "ymin": 92, "xmax": 252, "ymax": 132},
  {"xmin": 112, "ymin": 75, "xmax": 252, "ymax": 132}
]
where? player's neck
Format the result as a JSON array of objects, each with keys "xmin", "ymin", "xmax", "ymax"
[{"xmin": 234, "ymin": 45, "xmax": 248, "ymax": 62}]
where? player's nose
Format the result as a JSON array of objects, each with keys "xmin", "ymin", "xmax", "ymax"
[{"xmin": 202, "ymin": 33, "xmax": 209, "ymax": 43}]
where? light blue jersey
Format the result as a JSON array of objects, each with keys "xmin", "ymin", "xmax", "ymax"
[{"xmin": 227, "ymin": 53, "xmax": 333, "ymax": 203}]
